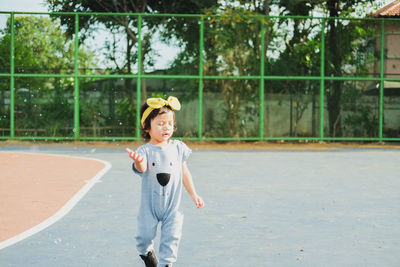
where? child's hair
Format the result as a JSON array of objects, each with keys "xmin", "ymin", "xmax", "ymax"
[{"xmin": 140, "ymin": 102, "xmax": 177, "ymax": 139}]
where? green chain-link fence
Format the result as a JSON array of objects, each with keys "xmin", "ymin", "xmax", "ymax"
[{"xmin": 0, "ymin": 11, "xmax": 399, "ymax": 141}]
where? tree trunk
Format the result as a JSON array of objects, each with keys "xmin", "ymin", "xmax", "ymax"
[
  {"xmin": 263, "ymin": 0, "xmax": 271, "ymax": 137},
  {"xmin": 326, "ymin": 0, "xmax": 343, "ymax": 137}
]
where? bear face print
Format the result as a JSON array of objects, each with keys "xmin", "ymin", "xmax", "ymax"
[{"xmin": 149, "ymin": 154, "xmax": 177, "ymax": 187}]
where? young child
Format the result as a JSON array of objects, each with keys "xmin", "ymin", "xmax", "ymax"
[{"xmin": 126, "ymin": 96, "xmax": 204, "ymax": 267}]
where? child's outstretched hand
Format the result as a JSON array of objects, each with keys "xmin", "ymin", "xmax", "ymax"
[
  {"xmin": 192, "ymin": 195, "xmax": 204, "ymax": 209},
  {"xmin": 126, "ymin": 148, "xmax": 146, "ymax": 173},
  {"xmin": 126, "ymin": 148, "xmax": 144, "ymax": 163}
]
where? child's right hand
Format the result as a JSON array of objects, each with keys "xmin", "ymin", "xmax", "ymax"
[
  {"xmin": 126, "ymin": 148, "xmax": 144, "ymax": 163},
  {"xmin": 126, "ymin": 148, "xmax": 147, "ymax": 173}
]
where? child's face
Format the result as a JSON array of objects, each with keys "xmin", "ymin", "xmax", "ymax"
[{"xmin": 147, "ymin": 110, "xmax": 174, "ymax": 145}]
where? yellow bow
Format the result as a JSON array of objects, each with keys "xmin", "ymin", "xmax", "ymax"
[{"xmin": 141, "ymin": 96, "xmax": 181, "ymax": 127}]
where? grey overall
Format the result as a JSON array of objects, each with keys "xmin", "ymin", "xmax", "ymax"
[{"xmin": 133, "ymin": 140, "xmax": 191, "ymax": 266}]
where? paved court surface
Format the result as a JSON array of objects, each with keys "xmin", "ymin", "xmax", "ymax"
[{"xmin": 0, "ymin": 145, "xmax": 399, "ymax": 266}]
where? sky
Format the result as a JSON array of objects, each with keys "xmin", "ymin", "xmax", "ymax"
[{"xmin": 0, "ymin": 0, "xmax": 47, "ymax": 12}]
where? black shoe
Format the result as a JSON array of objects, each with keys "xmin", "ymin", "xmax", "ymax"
[{"xmin": 139, "ymin": 251, "xmax": 158, "ymax": 267}]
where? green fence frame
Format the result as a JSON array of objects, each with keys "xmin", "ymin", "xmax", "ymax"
[{"xmin": 1, "ymin": 11, "xmax": 400, "ymax": 142}]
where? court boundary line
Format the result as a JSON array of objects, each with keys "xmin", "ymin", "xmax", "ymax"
[{"xmin": 0, "ymin": 151, "xmax": 112, "ymax": 250}]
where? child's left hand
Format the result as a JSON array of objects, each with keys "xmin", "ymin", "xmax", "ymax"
[{"xmin": 192, "ymin": 195, "xmax": 204, "ymax": 209}]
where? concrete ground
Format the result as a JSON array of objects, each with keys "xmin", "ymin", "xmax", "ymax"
[{"xmin": 0, "ymin": 144, "xmax": 399, "ymax": 266}]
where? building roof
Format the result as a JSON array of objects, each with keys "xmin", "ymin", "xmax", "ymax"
[{"xmin": 372, "ymin": 0, "xmax": 400, "ymax": 17}]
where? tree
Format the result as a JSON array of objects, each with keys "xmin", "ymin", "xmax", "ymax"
[
  {"xmin": 273, "ymin": 0, "xmax": 380, "ymax": 137},
  {"xmin": 199, "ymin": 1, "xmax": 271, "ymax": 137},
  {"xmin": 41, "ymin": 0, "xmax": 383, "ymax": 138},
  {"xmin": 202, "ymin": 8, "xmax": 260, "ymax": 137},
  {"xmin": 266, "ymin": 11, "xmax": 321, "ymax": 137},
  {"xmin": 45, "ymin": 0, "xmax": 219, "ymax": 101},
  {"xmin": 0, "ymin": 16, "xmax": 96, "ymax": 136}
]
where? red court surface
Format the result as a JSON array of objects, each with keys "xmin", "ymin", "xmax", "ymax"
[{"xmin": 0, "ymin": 152, "xmax": 106, "ymax": 242}]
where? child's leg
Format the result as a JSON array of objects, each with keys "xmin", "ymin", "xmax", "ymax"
[
  {"xmin": 136, "ymin": 215, "xmax": 158, "ymax": 257},
  {"xmin": 158, "ymin": 212, "xmax": 184, "ymax": 266}
]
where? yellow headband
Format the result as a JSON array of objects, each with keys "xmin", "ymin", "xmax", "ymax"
[{"xmin": 141, "ymin": 96, "xmax": 181, "ymax": 127}]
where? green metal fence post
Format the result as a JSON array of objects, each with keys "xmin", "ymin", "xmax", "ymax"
[
  {"xmin": 10, "ymin": 12, "xmax": 15, "ymax": 138},
  {"xmin": 73, "ymin": 13, "xmax": 80, "ymax": 139},
  {"xmin": 319, "ymin": 19, "xmax": 325, "ymax": 141},
  {"xmin": 198, "ymin": 16, "xmax": 204, "ymax": 139},
  {"xmin": 136, "ymin": 15, "xmax": 142, "ymax": 139},
  {"xmin": 259, "ymin": 19, "xmax": 265, "ymax": 141},
  {"xmin": 379, "ymin": 18, "xmax": 385, "ymax": 142}
]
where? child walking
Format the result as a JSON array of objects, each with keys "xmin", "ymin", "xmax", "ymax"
[{"xmin": 126, "ymin": 96, "xmax": 204, "ymax": 267}]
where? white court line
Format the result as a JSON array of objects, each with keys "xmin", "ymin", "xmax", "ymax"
[{"xmin": 0, "ymin": 152, "xmax": 112, "ymax": 250}]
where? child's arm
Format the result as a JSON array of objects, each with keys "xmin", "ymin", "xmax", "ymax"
[
  {"xmin": 182, "ymin": 161, "xmax": 204, "ymax": 209},
  {"xmin": 126, "ymin": 148, "xmax": 147, "ymax": 173}
]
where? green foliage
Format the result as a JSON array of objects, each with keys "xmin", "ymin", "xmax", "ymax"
[
  {"xmin": 0, "ymin": 16, "xmax": 95, "ymax": 136},
  {"xmin": 270, "ymin": 0, "xmax": 378, "ymax": 137},
  {"xmin": 0, "ymin": 0, "xmax": 392, "ymax": 139},
  {"xmin": 78, "ymin": 78, "xmax": 137, "ymax": 137},
  {"xmin": 0, "ymin": 15, "xmax": 96, "ymax": 74},
  {"xmin": 342, "ymin": 82, "xmax": 378, "ymax": 137},
  {"xmin": 202, "ymin": 7, "xmax": 261, "ymax": 137},
  {"xmin": 46, "ymin": 0, "xmax": 219, "ymax": 72}
]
